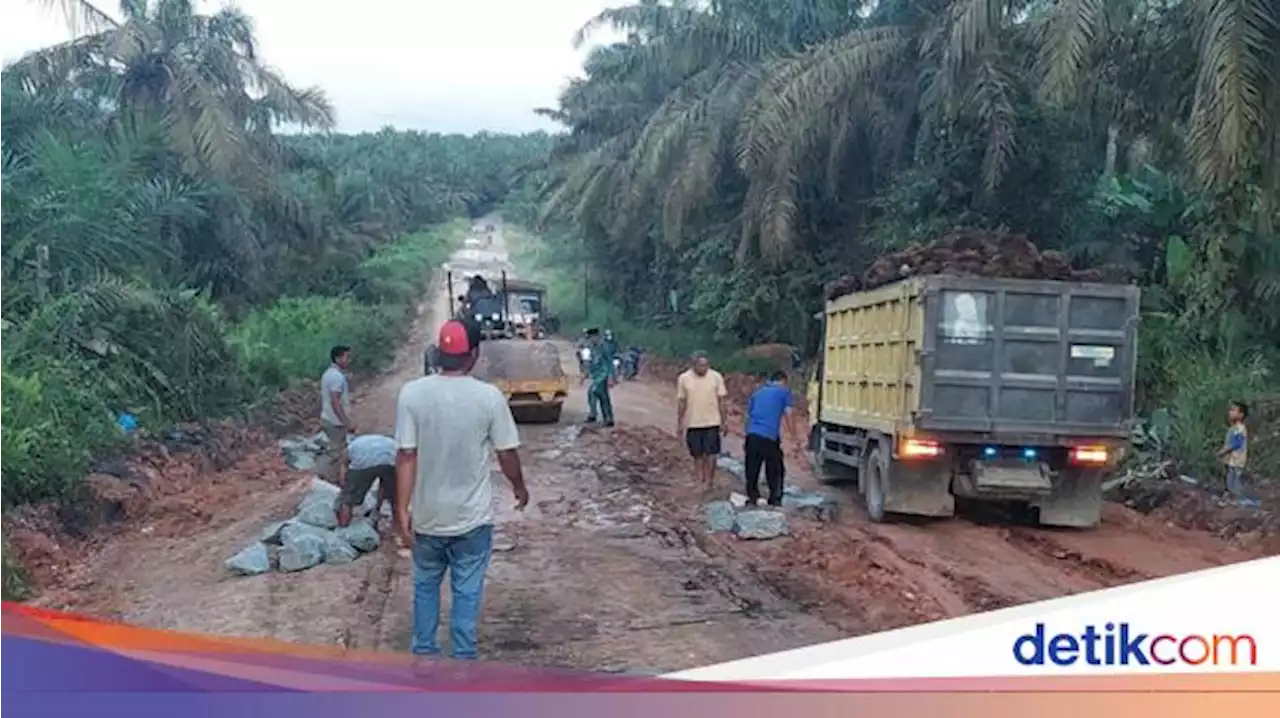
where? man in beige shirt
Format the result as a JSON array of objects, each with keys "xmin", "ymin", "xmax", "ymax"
[{"xmin": 676, "ymin": 351, "xmax": 729, "ymax": 491}]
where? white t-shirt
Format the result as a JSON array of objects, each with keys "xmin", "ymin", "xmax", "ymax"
[
  {"xmin": 320, "ymin": 365, "xmax": 349, "ymax": 426},
  {"xmin": 394, "ymin": 375, "xmax": 521, "ymax": 537},
  {"xmin": 347, "ymin": 434, "xmax": 396, "ymax": 471}
]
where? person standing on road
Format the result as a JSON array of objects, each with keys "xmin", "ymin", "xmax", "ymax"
[
  {"xmin": 583, "ymin": 329, "xmax": 616, "ymax": 427},
  {"xmin": 602, "ymin": 329, "xmax": 619, "ymax": 378},
  {"xmin": 1217, "ymin": 400, "xmax": 1255, "ymax": 504},
  {"xmin": 676, "ymin": 351, "xmax": 728, "ymax": 493},
  {"xmin": 394, "ymin": 319, "xmax": 529, "ymax": 666},
  {"xmin": 318, "ymin": 345, "xmax": 355, "ymax": 487},
  {"xmin": 336, "ymin": 433, "xmax": 397, "ymax": 530},
  {"xmin": 743, "ymin": 371, "xmax": 799, "ymax": 506}
]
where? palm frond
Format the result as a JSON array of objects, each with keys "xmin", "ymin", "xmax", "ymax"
[
  {"xmin": 1188, "ymin": 0, "xmax": 1278, "ymax": 188},
  {"xmin": 1037, "ymin": 0, "xmax": 1107, "ymax": 105},
  {"xmin": 29, "ymin": 0, "xmax": 118, "ymax": 36}
]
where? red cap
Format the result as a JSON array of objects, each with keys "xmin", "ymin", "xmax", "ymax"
[{"xmin": 437, "ymin": 319, "xmax": 478, "ymax": 356}]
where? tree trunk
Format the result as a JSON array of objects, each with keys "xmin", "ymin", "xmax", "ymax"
[{"xmin": 1103, "ymin": 125, "xmax": 1119, "ymax": 178}]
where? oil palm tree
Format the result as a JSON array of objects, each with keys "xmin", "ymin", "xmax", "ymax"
[
  {"xmin": 546, "ymin": 0, "xmax": 1036, "ymax": 262},
  {"xmin": 10, "ymin": 0, "xmax": 335, "ymax": 184},
  {"xmin": 1036, "ymin": 0, "xmax": 1278, "ymax": 197}
]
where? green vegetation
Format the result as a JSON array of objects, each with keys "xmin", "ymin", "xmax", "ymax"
[
  {"xmin": 0, "ymin": 1, "xmax": 548, "ymax": 519},
  {"xmin": 509, "ymin": 226, "xmax": 748, "ymax": 363},
  {"xmin": 530, "ymin": 0, "xmax": 1280, "ymax": 484},
  {"xmin": 229, "ymin": 223, "xmax": 462, "ymax": 390}
]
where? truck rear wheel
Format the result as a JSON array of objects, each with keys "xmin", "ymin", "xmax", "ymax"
[
  {"xmin": 809, "ymin": 427, "xmax": 853, "ymax": 484},
  {"xmin": 863, "ymin": 447, "xmax": 887, "ymax": 522}
]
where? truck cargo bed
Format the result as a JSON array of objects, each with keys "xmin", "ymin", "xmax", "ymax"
[{"xmin": 818, "ymin": 275, "xmax": 1140, "ymax": 440}]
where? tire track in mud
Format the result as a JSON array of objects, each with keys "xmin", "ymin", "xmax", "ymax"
[
  {"xmin": 1002, "ymin": 528, "xmax": 1148, "ymax": 584},
  {"xmin": 595, "ymin": 409, "xmax": 1256, "ymax": 644}
]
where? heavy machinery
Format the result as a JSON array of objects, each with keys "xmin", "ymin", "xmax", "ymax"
[
  {"xmin": 806, "ymin": 275, "xmax": 1140, "ymax": 528},
  {"xmin": 502, "ymin": 278, "xmax": 550, "ymax": 339},
  {"xmin": 445, "ymin": 270, "xmax": 569, "ymax": 423}
]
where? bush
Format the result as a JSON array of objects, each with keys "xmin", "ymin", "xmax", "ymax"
[
  {"xmin": 229, "ymin": 296, "xmax": 407, "ymax": 391},
  {"xmin": 351, "ymin": 221, "xmax": 463, "ymax": 305},
  {"xmin": 2, "ymin": 283, "xmax": 247, "ymax": 505},
  {"xmin": 2, "ymin": 538, "xmax": 30, "ymax": 601},
  {"xmin": 1, "ymin": 224, "xmax": 460, "ymax": 509},
  {"xmin": 229, "ymin": 225, "xmax": 459, "ymax": 391},
  {"xmin": 1, "ymin": 358, "xmax": 123, "ymax": 504},
  {"xmin": 1148, "ymin": 350, "xmax": 1276, "ymax": 483}
]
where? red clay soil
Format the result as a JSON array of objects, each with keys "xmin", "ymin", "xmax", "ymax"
[
  {"xmin": 4, "ymin": 387, "xmax": 319, "ymax": 598},
  {"xmin": 608, "ymin": 358, "xmax": 1266, "ymax": 616},
  {"xmin": 600, "ymin": 421, "xmax": 1262, "ymax": 637}
]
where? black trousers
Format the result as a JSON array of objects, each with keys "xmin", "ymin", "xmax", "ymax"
[{"xmin": 744, "ymin": 433, "xmax": 785, "ymax": 505}]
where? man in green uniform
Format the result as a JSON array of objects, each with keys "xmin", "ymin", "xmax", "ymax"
[{"xmin": 583, "ymin": 329, "xmax": 615, "ymax": 427}]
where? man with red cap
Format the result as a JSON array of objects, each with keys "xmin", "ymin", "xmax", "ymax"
[{"xmin": 393, "ymin": 318, "xmax": 529, "ymax": 667}]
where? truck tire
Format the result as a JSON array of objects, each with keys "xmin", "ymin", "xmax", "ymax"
[
  {"xmin": 809, "ymin": 426, "xmax": 858, "ymax": 484},
  {"xmin": 808, "ymin": 427, "xmax": 826, "ymax": 478},
  {"xmin": 863, "ymin": 447, "xmax": 887, "ymax": 522}
]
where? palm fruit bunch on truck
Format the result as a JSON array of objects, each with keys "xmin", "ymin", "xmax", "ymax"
[{"xmin": 824, "ymin": 229, "xmax": 1131, "ymax": 300}]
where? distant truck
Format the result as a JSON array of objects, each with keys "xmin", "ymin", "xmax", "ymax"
[{"xmin": 805, "ymin": 275, "xmax": 1140, "ymax": 528}]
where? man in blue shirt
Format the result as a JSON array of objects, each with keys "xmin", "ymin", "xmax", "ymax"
[{"xmin": 744, "ymin": 371, "xmax": 797, "ymax": 506}]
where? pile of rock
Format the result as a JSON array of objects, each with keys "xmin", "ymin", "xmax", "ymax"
[
  {"xmin": 225, "ymin": 477, "xmax": 387, "ymax": 576},
  {"xmin": 703, "ymin": 500, "xmax": 790, "ymax": 539},
  {"xmin": 716, "ymin": 454, "xmax": 840, "ymax": 521},
  {"xmin": 825, "ymin": 228, "xmax": 1129, "ymax": 300},
  {"xmin": 700, "ymin": 452, "xmax": 841, "ymax": 540},
  {"xmin": 280, "ymin": 433, "xmax": 327, "ymax": 472}
]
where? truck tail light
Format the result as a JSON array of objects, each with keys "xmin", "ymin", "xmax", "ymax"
[
  {"xmin": 1070, "ymin": 445, "xmax": 1110, "ymax": 465},
  {"xmin": 900, "ymin": 438, "xmax": 942, "ymax": 459}
]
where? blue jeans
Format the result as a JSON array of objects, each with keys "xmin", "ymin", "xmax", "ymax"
[
  {"xmin": 411, "ymin": 524, "xmax": 493, "ymax": 660},
  {"xmin": 1226, "ymin": 467, "xmax": 1246, "ymax": 498}
]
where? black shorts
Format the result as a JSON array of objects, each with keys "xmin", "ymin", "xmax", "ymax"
[
  {"xmin": 685, "ymin": 426, "xmax": 722, "ymax": 458},
  {"xmin": 341, "ymin": 465, "xmax": 396, "ymax": 507}
]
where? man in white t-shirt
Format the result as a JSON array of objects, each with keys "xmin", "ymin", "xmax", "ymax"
[
  {"xmin": 394, "ymin": 319, "xmax": 528, "ymax": 665},
  {"xmin": 318, "ymin": 345, "xmax": 355, "ymax": 486}
]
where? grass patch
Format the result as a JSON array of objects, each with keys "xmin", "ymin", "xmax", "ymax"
[{"xmin": 228, "ymin": 298, "xmax": 408, "ymax": 391}]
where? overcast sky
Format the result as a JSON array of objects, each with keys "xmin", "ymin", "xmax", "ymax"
[{"xmin": 0, "ymin": 0, "xmax": 623, "ymax": 134}]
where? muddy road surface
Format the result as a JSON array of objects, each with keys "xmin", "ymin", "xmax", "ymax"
[{"xmin": 20, "ymin": 217, "xmax": 1265, "ymax": 674}]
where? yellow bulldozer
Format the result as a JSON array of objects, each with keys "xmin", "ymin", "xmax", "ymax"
[{"xmin": 442, "ymin": 271, "xmax": 569, "ymax": 423}]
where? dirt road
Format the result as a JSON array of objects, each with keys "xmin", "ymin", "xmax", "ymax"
[{"xmin": 19, "ymin": 216, "xmax": 1265, "ymax": 674}]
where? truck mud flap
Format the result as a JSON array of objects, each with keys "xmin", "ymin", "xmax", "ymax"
[
  {"xmin": 1035, "ymin": 468, "xmax": 1103, "ymax": 528},
  {"xmin": 884, "ymin": 461, "xmax": 955, "ymax": 518}
]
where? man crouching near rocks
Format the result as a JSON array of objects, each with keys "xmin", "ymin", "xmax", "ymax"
[{"xmin": 336, "ymin": 433, "xmax": 398, "ymax": 533}]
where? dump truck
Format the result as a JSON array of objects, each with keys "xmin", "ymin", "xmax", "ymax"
[
  {"xmin": 444, "ymin": 270, "xmax": 569, "ymax": 423},
  {"xmin": 806, "ymin": 275, "xmax": 1140, "ymax": 528},
  {"xmin": 502, "ymin": 278, "xmax": 549, "ymax": 339}
]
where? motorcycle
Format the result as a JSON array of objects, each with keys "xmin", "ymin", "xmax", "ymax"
[
  {"xmin": 611, "ymin": 356, "xmax": 622, "ymax": 378},
  {"xmin": 621, "ymin": 347, "xmax": 643, "ymax": 380},
  {"xmin": 577, "ymin": 346, "xmax": 592, "ymax": 375}
]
